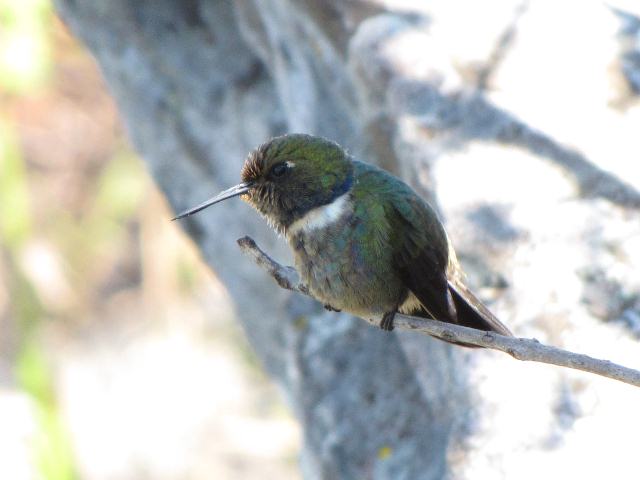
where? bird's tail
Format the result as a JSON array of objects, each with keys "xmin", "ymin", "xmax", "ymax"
[{"xmin": 447, "ymin": 281, "xmax": 513, "ymax": 337}]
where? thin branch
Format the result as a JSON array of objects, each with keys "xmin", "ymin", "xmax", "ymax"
[{"xmin": 237, "ymin": 236, "xmax": 640, "ymax": 388}]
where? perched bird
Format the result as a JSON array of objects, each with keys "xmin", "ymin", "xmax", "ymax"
[{"xmin": 174, "ymin": 134, "xmax": 512, "ymax": 345}]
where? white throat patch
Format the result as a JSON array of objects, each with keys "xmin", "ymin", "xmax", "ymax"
[{"xmin": 288, "ymin": 192, "xmax": 352, "ymax": 236}]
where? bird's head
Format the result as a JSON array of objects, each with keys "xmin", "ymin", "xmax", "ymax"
[{"xmin": 173, "ymin": 134, "xmax": 353, "ymax": 233}]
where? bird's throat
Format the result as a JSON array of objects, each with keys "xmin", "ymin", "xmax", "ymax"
[{"xmin": 287, "ymin": 192, "xmax": 353, "ymax": 237}]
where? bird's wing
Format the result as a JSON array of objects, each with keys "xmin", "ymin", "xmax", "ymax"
[
  {"xmin": 350, "ymin": 162, "xmax": 453, "ymax": 320},
  {"xmin": 386, "ymin": 179, "xmax": 513, "ymax": 336},
  {"xmin": 351, "ymin": 161, "xmax": 513, "ymax": 340},
  {"xmin": 386, "ymin": 189, "xmax": 458, "ymax": 322}
]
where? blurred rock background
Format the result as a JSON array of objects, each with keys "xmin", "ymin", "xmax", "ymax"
[
  {"xmin": 0, "ymin": 1, "xmax": 299, "ymax": 479},
  {"xmin": 2, "ymin": 0, "xmax": 640, "ymax": 479}
]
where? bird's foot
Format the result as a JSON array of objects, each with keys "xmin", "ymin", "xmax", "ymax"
[
  {"xmin": 324, "ymin": 304, "xmax": 341, "ymax": 312},
  {"xmin": 380, "ymin": 311, "xmax": 395, "ymax": 331}
]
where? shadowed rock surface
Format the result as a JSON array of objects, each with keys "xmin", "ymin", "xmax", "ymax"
[{"xmin": 55, "ymin": 1, "xmax": 640, "ymax": 478}]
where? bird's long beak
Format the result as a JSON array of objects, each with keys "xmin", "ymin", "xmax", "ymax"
[{"xmin": 172, "ymin": 182, "xmax": 253, "ymax": 220}]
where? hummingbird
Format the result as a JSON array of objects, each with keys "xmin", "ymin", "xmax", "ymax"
[{"xmin": 173, "ymin": 134, "xmax": 513, "ymax": 345}]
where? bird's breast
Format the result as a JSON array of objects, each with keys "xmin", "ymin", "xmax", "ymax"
[{"xmin": 286, "ymin": 194, "xmax": 404, "ymax": 321}]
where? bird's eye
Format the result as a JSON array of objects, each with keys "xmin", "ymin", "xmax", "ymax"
[{"xmin": 270, "ymin": 162, "xmax": 289, "ymax": 178}]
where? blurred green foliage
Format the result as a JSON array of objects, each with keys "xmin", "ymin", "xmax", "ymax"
[
  {"xmin": 0, "ymin": 122, "xmax": 32, "ymax": 250},
  {"xmin": 2, "ymin": 2, "xmax": 75, "ymax": 479},
  {"xmin": 0, "ymin": 0, "xmax": 155, "ymax": 474},
  {"xmin": 1, "ymin": 140, "xmax": 78, "ymax": 478},
  {"xmin": 1, "ymin": 2, "xmax": 297, "ymax": 479},
  {"xmin": 0, "ymin": 0, "xmax": 52, "ymax": 94},
  {"xmin": 94, "ymin": 150, "xmax": 146, "ymax": 222},
  {"xmin": 57, "ymin": 148, "xmax": 147, "ymax": 291},
  {"xmin": 17, "ymin": 343, "xmax": 77, "ymax": 480}
]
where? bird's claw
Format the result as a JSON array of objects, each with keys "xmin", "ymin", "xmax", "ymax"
[{"xmin": 380, "ymin": 312, "xmax": 395, "ymax": 331}]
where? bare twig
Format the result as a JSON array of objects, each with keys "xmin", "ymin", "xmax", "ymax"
[{"xmin": 237, "ymin": 236, "xmax": 640, "ymax": 388}]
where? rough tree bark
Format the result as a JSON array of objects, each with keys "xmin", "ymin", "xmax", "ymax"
[{"xmin": 55, "ymin": 1, "xmax": 640, "ymax": 479}]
